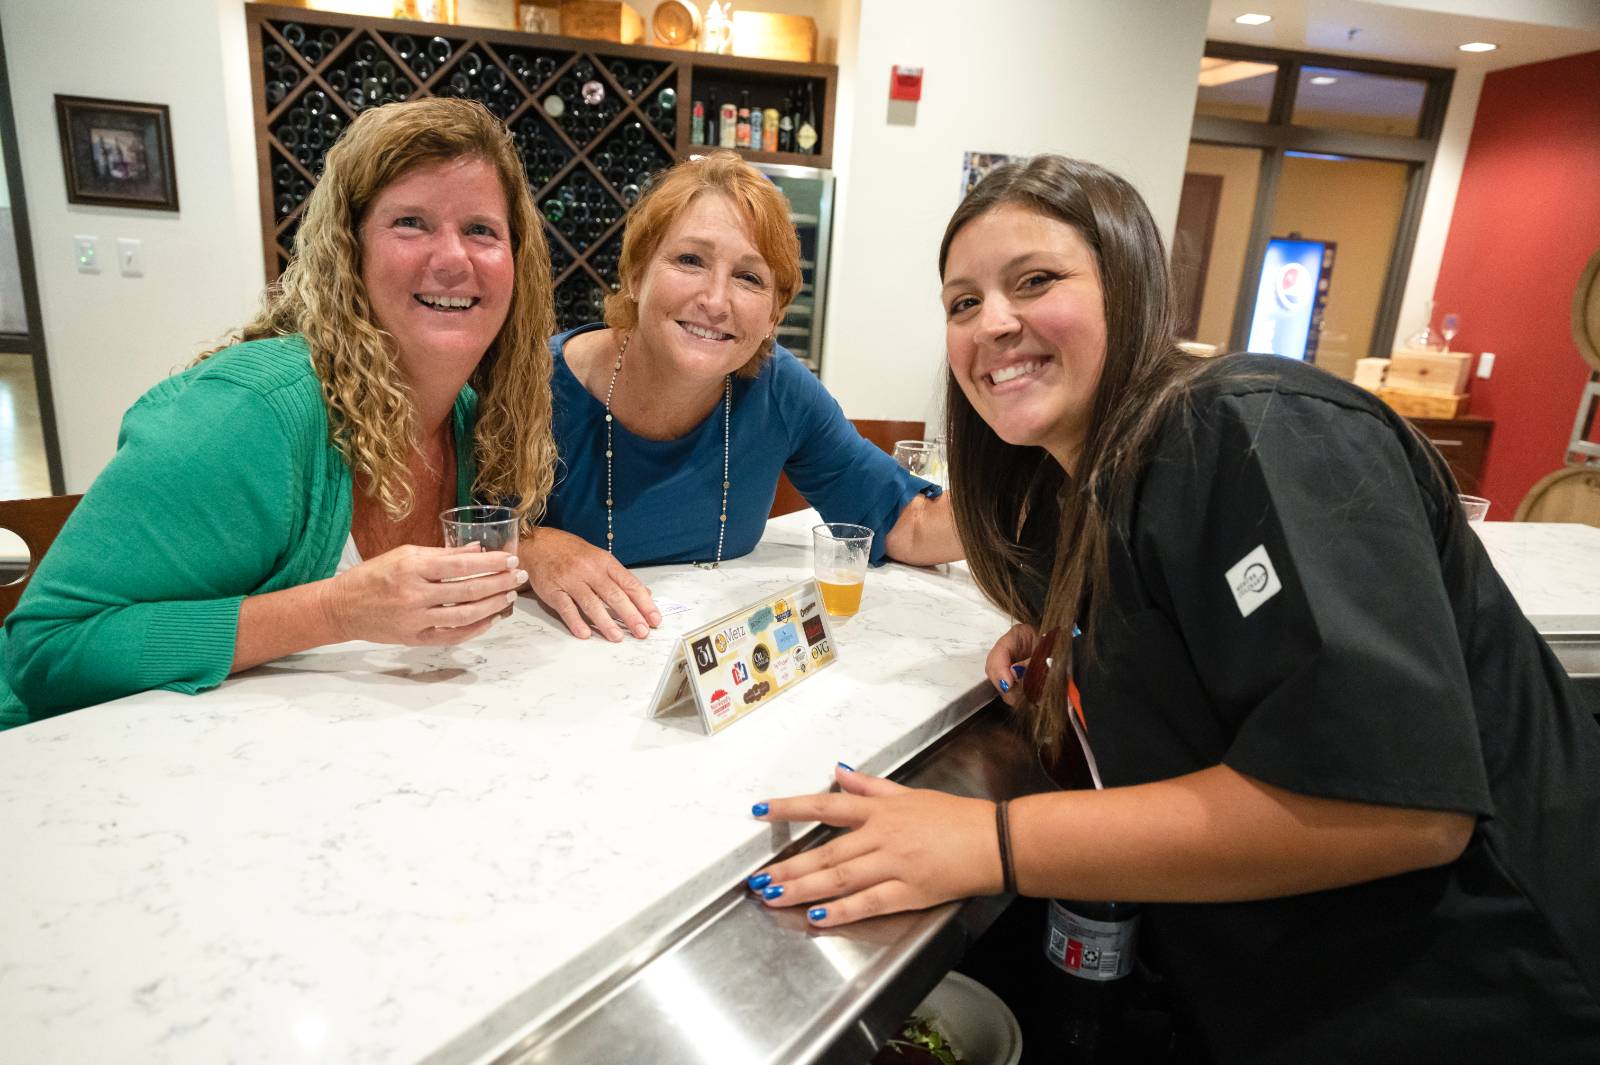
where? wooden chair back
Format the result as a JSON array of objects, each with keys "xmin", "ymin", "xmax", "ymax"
[
  {"xmin": 0, "ymin": 495, "xmax": 83, "ymax": 622},
  {"xmin": 1514, "ymin": 467, "xmax": 1600, "ymax": 527},
  {"xmin": 769, "ymin": 419, "xmax": 927, "ymax": 518}
]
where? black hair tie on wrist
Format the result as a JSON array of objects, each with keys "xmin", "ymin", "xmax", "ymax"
[{"xmin": 996, "ymin": 798, "xmax": 1017, "ymax": 895}]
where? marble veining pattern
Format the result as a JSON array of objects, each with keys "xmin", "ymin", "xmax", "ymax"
[
  {"xmin": 1474, "ymin": 522, "xmax": 1600, "ymax": 631},
  {"xmin": 0, "ymin": 513, "xmax": 1010, "ymax": 1065}
]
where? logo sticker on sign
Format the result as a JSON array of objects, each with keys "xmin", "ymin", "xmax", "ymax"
[
  {"xmin": 647, "ymin": 578, "xmax": 841, "ymax": 735},
  {"xmin": 691, "ymin": 635, "xmax": 718, "ymax": 674}
]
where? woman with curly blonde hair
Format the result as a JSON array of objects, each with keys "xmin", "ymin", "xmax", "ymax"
[{"xmin": 2, "ymin": 99, "xmax": 557, "ymax": 726}]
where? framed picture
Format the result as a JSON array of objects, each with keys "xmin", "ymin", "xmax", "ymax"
[{"xmin": 54, "ymin": 95, "xmax": 179, "ymax": 211}]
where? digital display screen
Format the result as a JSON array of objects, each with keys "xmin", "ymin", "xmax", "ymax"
[{"xmin": 1246, "ymin": 238, "xmax": 1331, "ymax": 362}]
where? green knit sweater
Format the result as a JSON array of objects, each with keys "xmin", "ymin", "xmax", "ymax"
[{"xmin": 0, "ymin": 334, "xmax": 478, "ymax": 728}]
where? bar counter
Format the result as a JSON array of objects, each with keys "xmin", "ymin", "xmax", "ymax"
[
  {"xmin": 0, "ymin": 511, "xmax": 1015, "ymax": 1065},
  {"xmin": 6, "ymin": 517, "xmax": 1596, "ymax": 1064}
]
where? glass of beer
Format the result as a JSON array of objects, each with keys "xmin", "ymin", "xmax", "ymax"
[
  {"xmin": 440, "ymin": 505, "xmax": 519, "ymax": 618},
  {"xmin": 813, "ymin": 522, "xmax": 873, "ymax": 617}
]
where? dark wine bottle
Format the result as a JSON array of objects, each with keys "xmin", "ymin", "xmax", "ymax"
[
  {"xmin": 796, "ymin": 83, "xmax": 818, "ymax": 154},
  {"xmin": 777, "ymin": 95, "xmax": 793, "ymax": 153},
  {"xmin": 1042, "ymin": 898, "xmax": 1142, "ymax": 1064}
]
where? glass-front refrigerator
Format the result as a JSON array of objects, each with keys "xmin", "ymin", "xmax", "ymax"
[{"xmin": 754, "ymin": 163, "xmax": 834, "ymax": 374}]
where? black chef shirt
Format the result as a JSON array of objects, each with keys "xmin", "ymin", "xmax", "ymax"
[{"xmin": 1025, "ymin": 356, "xmax": 1600, "ymax": 1064}]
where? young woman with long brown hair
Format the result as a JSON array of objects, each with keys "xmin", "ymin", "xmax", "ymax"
[{"xmin": 750, "ymin": 155, "xmax": 1600, "ymax": 1062}]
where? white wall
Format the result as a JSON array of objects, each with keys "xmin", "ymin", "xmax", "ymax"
[
  {"xmin": 2, "ymin": 0, "xmax": 264, "ymax": 490},
  {"xmin": 1394, "ymin": 65, "xmax": 1484, "ymax": 349},
  {"xmin": 819, "ymin": 0, "xmax": 1210, "ymax": 427}
]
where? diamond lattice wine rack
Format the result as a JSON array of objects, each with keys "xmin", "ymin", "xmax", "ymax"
[{"xmin": 247, "ymin": 3, "xmax": 837, "ymax": 332}]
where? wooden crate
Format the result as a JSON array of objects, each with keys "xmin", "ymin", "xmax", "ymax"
[
  {"xmin": 559, "ymin": 0, "xmax": 644, "ymax": 43},
  {"xmin": 1353, "ymin": 357, "xmax": 1389, "ymax": 391},
  {"xmin": 731, "ymin": 11, "xmax": 817, "ymax": 62},
  {"xmin": 1387, "ymin": 348, "xmax": 1471, "ymax": 395},
  {"xmin": 454, "ymin": 0, "xmax": 518, "ymax": 29},
  {"xmin": 1378, "ymin": 386, "xmax": 1470, "ymax": 419}
]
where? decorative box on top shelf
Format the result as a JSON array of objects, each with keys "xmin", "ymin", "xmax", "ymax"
[
  {"xmin": 558, "ymin": 0, "xmax": 643, "ymax": 43},
  {"xmin": 730, "ymin": 11, "xmax": 817, "ymax": 62}
]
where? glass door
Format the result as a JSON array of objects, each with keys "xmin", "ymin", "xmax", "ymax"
[
  {"xmin": 753, "ymin": 162, "xmax": 833, "ymax": 373},
  {"xmin": 0, "ymin": 19, "xmax": 62, "ymax": 500}
]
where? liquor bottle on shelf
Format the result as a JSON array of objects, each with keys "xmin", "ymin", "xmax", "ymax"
[
  {"xmin": 762, "ymin": 106, "xmax": 778, "ymax": 152},
  {"xmin": 691, "ymin": 99, "xmax": 705, "ymax": 145},
  {"xmin": 1042, "ymin": 898, "xmax": 1142, "ymax": 1064},
  {"xmin": 719, "ymin": 98, "xmax": 738, "ymax": 149},
  {"xmin": 778, "ymin": 95, "xmax": 794, "ymax": 153},
  {"xmin": 705, "ymin": 89, "xmax": 719, "ymax": 147},
  {"xmin": 796, "ymin": 83, "xmax": 818, "ymax": 154},
  {"xmin": 748, "ymin": 106, "xmax": 762, "ymax": 153},
  {"xmin": 736, "ymin": 91, "xmax": 751, "ymax": 148}
]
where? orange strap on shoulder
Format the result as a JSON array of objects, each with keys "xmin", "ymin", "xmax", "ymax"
[{"xmin": 1067, "ymin": 676, "xmax": 1087, "ymax": 731}]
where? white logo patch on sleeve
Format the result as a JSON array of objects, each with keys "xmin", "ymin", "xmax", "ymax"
[{"xmin": 1225, "ymin": 544, "xmax": 1282, "ymax": 618}]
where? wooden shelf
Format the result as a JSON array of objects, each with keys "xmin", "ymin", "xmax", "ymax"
[
  {"xmin": 244, "ymin": 3, "xmax": 837, "ymax": 330},
  {"xmin": 688, "ymin": 146, "xmax": 828, "ymax": 169}
]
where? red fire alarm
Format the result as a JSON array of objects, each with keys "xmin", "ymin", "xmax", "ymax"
[{"xmin": 890, "ymin": 64, "xmax": 923, "ymax": 102}]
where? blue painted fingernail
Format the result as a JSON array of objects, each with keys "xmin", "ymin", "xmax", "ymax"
[
  {"xmin": 998, "ymin": 678, "xmax": 1010, "ymax": 693},
  {"xmin": 1012, "ymin": 663, "xmax": 1028, "ymax": 678},
  {"xmin": 808, "ymin": 907, "xmax": 828, "ymax": 922},
  {"xmin": 752, "ymin": 802, "xmax": 769, "ymax": 817},
  {"xmin": 837, "ymin": 761, "xmax": 855, "ymax": 772},
  {"xmin": 762, "ymin": 884, "xmax": 784, "ymax": 900},
  {"xmin": 748, "ymin": 872, "xmax": 771, "ymax": 891}
]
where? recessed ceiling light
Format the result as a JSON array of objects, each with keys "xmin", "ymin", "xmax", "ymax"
[
  {"xmin": 1309, "ymin": 75, "xmax": 1338, "ymax": 85},
  {"xmin": 1458, "ymin": 41, "xmax": 1498, "ymax": 52},
  {"xmin": 1234, "ymin": 13, "xmax": 1273, "ymax": 26}
]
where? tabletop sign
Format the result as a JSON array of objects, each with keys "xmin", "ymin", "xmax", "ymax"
[{"xmin": 649, "ymin": 579, "xmax": 839, "ymax": 735}]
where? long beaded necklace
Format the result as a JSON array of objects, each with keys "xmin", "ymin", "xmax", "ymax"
[{"xmin": 603, "ymin": 330, "xmax": 732, "ymax": 569}]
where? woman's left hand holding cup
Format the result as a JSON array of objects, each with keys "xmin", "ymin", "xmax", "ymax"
[{"xmin": 319, "ymin": 543, "xmax": 526, "ymax": 645}]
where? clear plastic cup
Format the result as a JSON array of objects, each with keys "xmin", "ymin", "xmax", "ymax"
[
  {"xmin": 813, "ymin": 522, "xmax": 873, "ymax": 617},
  {"xmin": 440, "ymin": 505, "xmax": 519, "ymax": 617},
  {"xmin": 1459, "ymin": 494, "xmax": 1490, "ymax": 524}
]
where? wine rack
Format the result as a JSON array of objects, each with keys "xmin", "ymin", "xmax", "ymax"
[{"xmin": 246, "ymin": 3, "xmax": 837, "ymax": 334}]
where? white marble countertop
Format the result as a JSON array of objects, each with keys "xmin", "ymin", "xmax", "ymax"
[
  {"xmin": 1474, "ymin": 521, "xmax": 1600, "ymax": 632},
  {"xmin": 0, "ymin": 512, "xmax": 1010, "ymax": 1065}
]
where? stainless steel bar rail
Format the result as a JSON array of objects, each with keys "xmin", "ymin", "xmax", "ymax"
[{"xmin": 488, "ymin": 703, "xmax": 1050, "ymax": 1065}]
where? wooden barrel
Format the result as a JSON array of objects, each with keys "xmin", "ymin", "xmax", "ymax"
[
  {"xmin": 1575, "ymin": 246, "xmax": 1600, "ymax": 373},
  {"xmin": 1515, "ymin": 466, "xmax": 1600, "ymax": 526}
]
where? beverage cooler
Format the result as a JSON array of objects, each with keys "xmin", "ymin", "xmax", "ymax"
[{"xmin": 753, "ymin": 163, "xmax": 834, "ymax": 374}]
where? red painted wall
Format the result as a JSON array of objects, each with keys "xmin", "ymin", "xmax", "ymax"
[{"xmin": 1431, "ymin": 50, "xmax": 1600, "ymax": 518}]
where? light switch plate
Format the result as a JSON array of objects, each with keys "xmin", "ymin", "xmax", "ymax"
[
  {"xmin": 74, "ymin": 234, "xmax": 99, "ymax": 274},
  {"xmin": 117, "ymin": 237, "xmax": 143, "ymax": 277},
  {"xmin": 1477, "ymin": 352, "xmax": 1495, "ymax": 379}
]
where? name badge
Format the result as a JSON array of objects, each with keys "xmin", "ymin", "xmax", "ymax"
[{"xmin": 648, "ymin": 578, "xmax": 839, "ymax": 735}]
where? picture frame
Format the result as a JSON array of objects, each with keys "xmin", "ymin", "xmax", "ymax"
[{"xmin": 54, "ymin": 95, "xmax": 179, "ymax": 212}]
